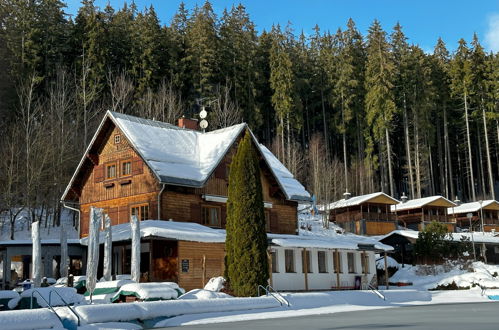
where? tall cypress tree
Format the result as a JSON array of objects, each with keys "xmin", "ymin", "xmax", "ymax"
[{"xmin": 225, "ymin": 130, "xmax": 268, "ymax": 297}]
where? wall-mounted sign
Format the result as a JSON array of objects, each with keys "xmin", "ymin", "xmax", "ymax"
[{"xmin": 181, "ymin": 259, "xmax": 189, "ymax": 273}]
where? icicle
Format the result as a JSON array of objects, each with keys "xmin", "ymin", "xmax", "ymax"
[
  {"xmin": 31, "ymin": 221, "xmax": 42, "ymax": 287},
  {"xmin": 130, "ymin": 215, "xmax": 141, "ymax": 283},
  {"xmin": 86, "ymin": 207, "xmax": 102, "ymax": 302},
  {"xmin": 60, "ymin": 224, "xmax": 68, "ymax": 279},
  {"xmin": 103, "ymin": 214, "xmax": 113, "ymax": 281}
]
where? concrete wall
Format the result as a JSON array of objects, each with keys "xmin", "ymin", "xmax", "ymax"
[{"xmin": 270, "ymin": 247, "xmax": 376, "ymax": 291}]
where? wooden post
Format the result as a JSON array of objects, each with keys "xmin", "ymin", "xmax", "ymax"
[
  {"xmin": 384, "ymin": 252, "xmax": 389, "ymax": 290},
  {"xmin": 335, "ymin": 249, "xmax": 340, "ymax": 289},
  {"xmin": 149, "ymin": 239, "xmax": 153, "ymax": 282},
  {"xmin": 267, "ymin": 250, "xmax": 273, "ymax": 287},
  {"xmin": 202, "ymin": 255, "xmax": 206, "ymax": 287},
  {"xmin": 302, "ymin": 248, "xmax": 309, "ymax": 291}
]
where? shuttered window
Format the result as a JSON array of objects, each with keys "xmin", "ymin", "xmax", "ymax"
[{"xmin": 121, "ymin": 161, "xmax": 131, "ymax": 176}]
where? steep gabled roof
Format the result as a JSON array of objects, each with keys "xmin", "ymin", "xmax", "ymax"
[
  {"xmin": 448, "ymin": 200, "xmax": 499, "ymax": 215},
  {"xmin": 327, "ymin": 192, "xmax": 399, "ymax": 210},
  {"xmin": 391, "ymin": 195, "xmax": 456, "ymax": 212},
  {"xmin": 62, "ymin": 111, "xmax": 310, "ymax": 202}
]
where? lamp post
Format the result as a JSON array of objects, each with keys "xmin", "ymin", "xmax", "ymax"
[{"xmin": 467, "ymin": 212, "xmax": 476, "ymax": 261}]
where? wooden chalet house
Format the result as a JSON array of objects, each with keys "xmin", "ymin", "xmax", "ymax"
[
  {"xmin": 328, "ymin": 192, "xmax": 400, "ymax": 236},
  {"xmin": 448, "ymin": 200, "xmax": 499, "ymax": 232},
  {"xmin": 390, "ymin": 195, "xmax": 457, "ymax": 232},
  {"xmin": 61, "ymin": 111, "xmax": 311, "ymax": 290}
]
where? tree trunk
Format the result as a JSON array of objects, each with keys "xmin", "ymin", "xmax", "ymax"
[
  {"xmin": 403, "ymin": 93, "xmax": 415, "ymax": 198},
  {"xmin": 482, "ymin": 103, "xmax": 495, "ymax": 199},
  {"xmin": 464, "ymin": 90, "xmax": 476, "ymax": 200},
  {"xmin": 414, "ymin": 110, "xmax": 421, "ymax": 198},
  {"xmin": 476, "ymin": 121, "xmax": 486, "ymax": 198},
  {"xmin": 444, "ymin": 105, "xmax": 455, "ymax": 199},
  {"xmin": 385, "ymin": 127, "xmax": 394, "ymax": 196}
]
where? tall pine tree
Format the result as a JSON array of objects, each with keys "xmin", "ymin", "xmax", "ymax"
[{"xmin": 225, "ymin": 130, "xmax": 268, "ymax": 297}]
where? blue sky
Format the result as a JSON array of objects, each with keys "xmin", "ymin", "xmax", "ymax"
[{"xmin": 65, "ymin": 0, "xmax": 499, "ymax": 53}]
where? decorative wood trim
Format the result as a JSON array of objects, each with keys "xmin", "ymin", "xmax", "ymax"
[
  {"xmin": 119, "ymin": 179, "xmax": 132, "ymax": 186},
  {"xmin": 104, "ymin": 182, "xmax": 115, "ymax": 189}
]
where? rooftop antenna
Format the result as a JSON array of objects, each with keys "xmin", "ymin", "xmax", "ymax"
[{"xmin": 199, "ymin": 106, "xmax": 208, "ymax": 133}]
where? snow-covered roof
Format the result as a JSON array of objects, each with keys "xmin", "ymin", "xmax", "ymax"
[
  {"xmin": 269, "ymin": 233, "xmax": 393, "ymax": 251},
  {"xmin": 391, "ymin": 196, "xmax": 456, "ymax": 212},
  {"xmin": 62, "ymin": 111, "xmax": 309, "ymax": 202},
  {"xmin": 380, "ymin": 229, "xmax": 499, "ymax": 245},
  {"xmin": 0, "ymin": 239, "xmax": 80, "ymax": 246},
  {"xmin": 327, "ymin": 192, "xmax": 399, "ymax": 210},
  {"xmin": 448, "ymin": 200, "xmax": 499, "ymax": 215},
  {"xmin": 80, "ymin": 220, "xmax": 392, "ymax": 251},
  {"xmin": 80, "ymin": 220, "xmax": 226, "ymax": 245}
]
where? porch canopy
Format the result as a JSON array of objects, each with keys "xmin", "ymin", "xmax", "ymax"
[{"xmin": 80, "ymin": 220, "xmax": 392, "ymax": 251}]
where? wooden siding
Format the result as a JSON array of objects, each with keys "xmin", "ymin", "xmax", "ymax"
[
  {"xmin": 177, "ymin": 241, "xmax": 225, "ymax": 291},
  {"xmin": 365, "ymin": 221, "xmax": 397, "ymax": 235},
  {"xmin": 79, "ymin": 126, "xmax": 160, "ymax": 237}
]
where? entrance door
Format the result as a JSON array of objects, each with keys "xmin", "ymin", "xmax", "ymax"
[{"xmin": 151, "ymin": 240, "xmax": 178, "ymax": 282}]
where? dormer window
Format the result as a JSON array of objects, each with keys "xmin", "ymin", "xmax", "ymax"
[{"xmin": 114, "ymin": 135, "xmax": 121, "ymax": 144}]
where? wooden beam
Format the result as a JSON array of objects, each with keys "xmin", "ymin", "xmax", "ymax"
[
  {"xmin": 384, "ymin": 252, "xmax": 389, "ymax": 290},
  {"xmin": 303, "ymin": 248, "xmax": 309, "ymax": 291}
]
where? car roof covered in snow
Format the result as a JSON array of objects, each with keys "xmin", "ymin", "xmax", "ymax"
[
  {"xmin": 327, "ymin": 192, "xmax": 399, "ymax": 210},
  {"xmin": 62, "ymin": 111, "xmax": 310, "ymax": 202},
  {"xmin": 447, "ymin": 200, "xmax": 499, "ymax": 215},
  {"xmin": 391, "ymin": 195, "xmax": 456, "ymax": 212}
]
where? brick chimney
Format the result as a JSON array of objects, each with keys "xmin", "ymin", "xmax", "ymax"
[{"xmin": 177, "ymin": 116, "xmax": 198, "ymax": 130}]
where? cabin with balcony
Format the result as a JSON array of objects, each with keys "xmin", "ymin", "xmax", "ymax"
[
  {"xmin": 61, "ymin": 111, "xmax": 310, "ymax": 290},
  {"xmin": 328, "ymin": 192, "xmax": 400, "ymax": 236},
  {"xmin": 390, "ymin": 195, "xmax": 457, "ymax": 232},
  {"xmin": 448, "ymin": 200, "xmax": 499, "ymax": 232}
]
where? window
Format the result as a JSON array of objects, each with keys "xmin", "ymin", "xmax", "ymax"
[
  {"xmin": 362, "ymin": 253, "xmax": 370, "ymax": 274},
  {"xmin": 114, "ymin": 135, "xmax": 121, "ymax": 144},
  {"xmin": 301, "ymin": 250, "xmax": 312, "ymax": 273},
  {"xmin": 318, "ymin": 251, "xmax": 327, "ymax": 273},
  {"xmin": 121, "ymin": 161, "xmax": 131, "ymax": 176},
  {"xmin": 265, "ymin": 211, "xmax": 271, "ymax": 232},
  {"xmin": 333, "ymin": 251, "xmax": 342, "ymax": 273},
  {"xmin": 130, "ymin": 203, "xmax": 149, "ymax": 221},
  {"xmin": 202, "ymin": 206, "xmax": 221, "ymax": 227},
  {"xmin": 347, "ymin": 252, "xmax": 356, "ymax": 273},
  {"xmin": 285, "ymin": 249, "xmax": 295, "ymax": 273},
  {"xmin": 271, "ymin": 250, "xmax": 278, "ymax": 273},
  {"xmin": 106, "ymin": 163, "xmax": 117, "ymax": 179}
]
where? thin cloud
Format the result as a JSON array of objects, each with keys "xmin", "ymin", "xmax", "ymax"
[{"xmin": 485, "ymin": 13, "xmax": 499, "ymax": 52}]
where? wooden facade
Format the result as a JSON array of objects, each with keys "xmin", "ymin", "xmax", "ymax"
[
  {"xmin": 393, "ymin": 198, "xmax": 456, "ymax": 232},
  {"xmin": 64, "ymin": 114, "xmax": 303, "ymax": 289},
  {"xmin": 329, "ymin": 194, "xmax": 399, "ymax": 236}
]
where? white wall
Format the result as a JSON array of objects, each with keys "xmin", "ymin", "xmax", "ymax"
[{"xmin": 270, "ymin": 247, "xmax": 376, "ymax": 291}]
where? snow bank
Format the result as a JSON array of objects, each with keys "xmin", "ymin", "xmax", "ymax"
[
  {"xmin": 111, "ymin": 282, "xmax": 185, "ymax": 302},
  {"xmin": 20, "ymin": 287, "xmax": 85, "ymax": 307},
  {"xmin": 77, "ymin": 322, "xmax": 142, "ymax": 330},
  {"xmin": 0, "ymin": 309, "xmax": 63, "ymax": 330},
  {"xmin": 203, "ymin": 277, "xmax": 225, "ymax": 292},
  {"xmin": 390, "ymin": 261, "xmax": 499, "ymax": 290},
  {"xmin": 75, "ymin": 296, "xmax": 280, "ymax": 324},
  {"xmin": 179, "ymin": 289, "xmax": 233, "ymax": 300}
]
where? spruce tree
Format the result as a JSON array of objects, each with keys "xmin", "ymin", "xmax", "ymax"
[{"xmin": 225, "ymin": 130, "xmax": 268, "ymax": 297}]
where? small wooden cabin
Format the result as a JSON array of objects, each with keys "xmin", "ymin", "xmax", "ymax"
[
  {"xmin": 391, "ymin": 196, "xmax": 457, "ymax": 232},
  {"xmin": 61, "ymin": 111, "xmax": 310, "ymax": 290},
  {"xmin": 328, "ymin": 192, "xmax": 400, "ymax": 236},
  {"xmin": 448, "ymin": 200, "xmax": 499, "ymax": 232}
]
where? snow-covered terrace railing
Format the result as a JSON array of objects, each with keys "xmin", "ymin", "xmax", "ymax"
[{"xmin": 74, "ymin": 296, "xmax": 281, "ymax": 324}]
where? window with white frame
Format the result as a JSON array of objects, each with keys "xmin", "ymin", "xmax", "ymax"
[
  {"xmin": 285, "ymin": 249, "xmax": 295, "ymax": 273},
  {"xmin": 347, "ymin": 252, "xmax": 356, "ymax": 273},
  {"xmin": 318, "ymin": 251, "xmax": 327, "ymax": 273},
  {"xmin": 271, "ymin": 250, "xmax": 278, "ymax": 273}
]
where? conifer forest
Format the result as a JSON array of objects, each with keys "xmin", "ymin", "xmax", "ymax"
[{"xmin": 0, "ymin": 0, "xmax": 498, "ymax": 226}]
